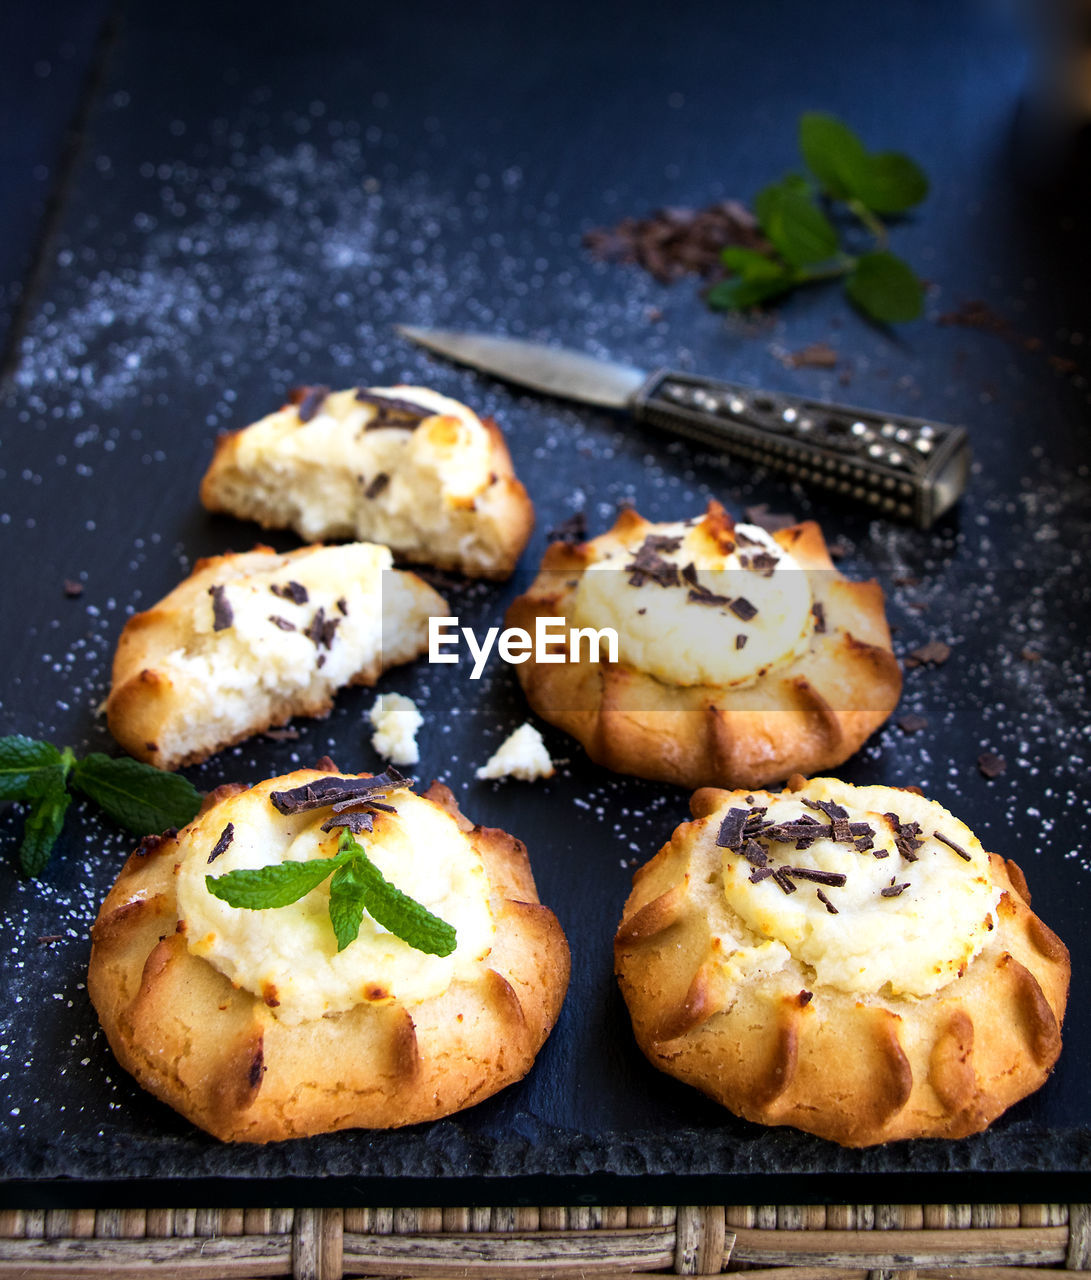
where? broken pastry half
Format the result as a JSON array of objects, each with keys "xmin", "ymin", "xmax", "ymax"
[
  {"xmin": 106, "ymin": 542, "xmax": 445, "ymax": 771},
  {"xmin": 615, "ymin": 777, "xmax": 1069, "ymax": 1147},
  {"xmin": 505, "ymin": 502, "xmax": 901, "ymax": 790},
  {"xmin": 200, "ymin": 384, "xmax": 534, "ymax": 579},
  {"xmin": 88, "ymin": 764, "xmax": 570, "ymax": 1142}
]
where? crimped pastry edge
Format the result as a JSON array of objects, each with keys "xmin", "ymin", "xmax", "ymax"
[
  {"xmin": 505, "ymin": 502, "xmax": 902, "ymax": 790},
  {"xmin": 614, "ymin": 780, "xmax": 1070, "ymax": 1147},
  {"xmin": 87, "ymin": 769, "xmax": 570, "ymax": 1143}
]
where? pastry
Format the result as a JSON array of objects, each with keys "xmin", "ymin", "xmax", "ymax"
[
  {"xmin": 614, "ymin": 776, "xmax": 1069, "ymax": 1146},
  {"xmin": 106, "ymin": 542, "xmax": 445, "ymax": 771},
  {"xmin": 505, "ymin": 502, "xmax": 901, "ymax": 789},
  {"xmin": 88, "ymin": 763, "xmax": 570, "ymax": 1142},
  {"xmin": 199, "ymin": 384, "xmax": 534, "ymax": 579}
]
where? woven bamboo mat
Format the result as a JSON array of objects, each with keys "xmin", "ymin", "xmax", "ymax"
[{"xmin": 0, "ymin": 1202, "xmax": 1086, "ymax": 1279}]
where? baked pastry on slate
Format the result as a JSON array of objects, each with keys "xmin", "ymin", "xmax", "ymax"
[
  {"xmin": 615, "ymin": 776, "xmax": 1069, "ymax": 1146},
  {"xmin": 88, "ymin": 763, "xmax": 570, "ymax": 1142},
  {"xmin": 200, "ymin": 384, "xmax": 534, "ymax": 579},
  {"xmin": 505, "ymin": 502, "xmax": 901, "ymax": 789},
  {"xmin": 106, "ymin": 542, "xmax": 445, "ymax": 771}
]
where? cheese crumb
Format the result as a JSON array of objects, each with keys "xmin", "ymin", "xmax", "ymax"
[
  {"xmin": 476, "ymin": 722, "xmax": 555, "ymax": 782},
  {"xmin": 369, "ymin": 692, "xmax": 423, "ymax": 765}
]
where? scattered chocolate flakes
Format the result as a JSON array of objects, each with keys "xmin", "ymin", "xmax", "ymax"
[
  {"xmin": 209, "ymin": 584, "xmax": 233, "ymax": 632},
  {"xmin": 897, "ymin": 713, "xmax": 929, "ymax": 734},
  {"xmin": 208, "ymin": 823, "xmax": 234, "ymax": 864},
  {"xmin": 263, "ymin": 727, "xmax": 301, "ymax": 742},
  {"xmin": 782, "ymin": 341, "xmax": 839, "ymax": 370},
  {"xmin": 1020, "ymin": 647, "xmax": 1041, "ymax": 663},
  {"xmin": 364, "ymin": 472, "xmax": 390, "ymax": 499},
  {"xmin": 735, "ymin": 634, "xmax": 748, "ymax": 650},
  {"xmin": 748, "ymin": 551, "xmax": 780, "ymax": 578},
  {"xmin": 304, "ymin": 607, "xmax": 340, "ymax": 650},
  {"xmin": 37, "ymin": 935, "xmax": 63, "ymax": 945},
  {"xmin": 716, "ymin": 808, "xmax": 749, "ymax": 851},
  {"xmin": 321, "ymin": 810, "xmax": 375, "ymax": 835},
  {"xmin": 743, "ymin": 504, "xmax": 797, "ymax": 533},
  {"xmin": 583, "ymin": 198, "xmax": 766, "ymax": 284},
  {"xmin": 688, "ymin": 583, "xmax": 733, "ymax": 607},
  {"xmin": 681, "ymin": 562, "xmax": 699, "ymax": 587},
  {"xmin": 740, "ymin": 838, "xmax": 769, "ymax": 868},
  {"xmin": 643, "ymin": 534, "xmax": 684, "ymax": 554},
  {"xmin": 938, "ymin": 299, "xmax": 1010, "ymax": 335},
  {"xmin": 135, "ymin": 830, "xmax": 176, "ymax": 857},
  {"xmin": 784, "ymin": 866, "xmax": 847, "ymax": 887},
  {"xmin": 749, "ymin": 865, "xmax": 774, "ymax": 883},
  {"xmin": 546, "ymin": 510, "xmax": 588, "ymax": 545},
  {"xmin": 62, "ymin": 579, "xmax": 83, "ymax": 598},
  {"xmin": 293, "ymin": 384, "xmax": 330, "ymax": 423},
  {"xmin": 977, "ymin": 751, "xmax": 1007, "ymax": 780},
  {"xmin": 905, "ymin": 639, "xmax": 952, "ymax": 668},
  {"xmin": 336, "ymin": 597, "xmax": 348, "ymax": 616},
  {"xmin": 772, "ymin": 868, "xmax": 798, "ymax": 895},
  {"xmin": 271, "ymin": 580, "xmax": 309, "ymax": 606},
  {"xmin": 356, "ymin": 389, "xmax": 430, "ymax": 427},
  {"xmin": 270, "ymin": 767, "xmax": 410, "ymax": 815},
  {"xmin": 884, "ymin": 813, "xmax": 924, "ymax": 862},
  {"xmin": 881, "ymin": 881, "xmax": 910, "ymax": 898},
  {"xmin": 798, "ymin": 989, "xmax": 813, "ymax": 1006},
  {"xmin": 934, "ymin": 830, "xmax": 972, "ymax": 861},
  {"xmin": 816, "ymin": 887, "xmax": 839, "ymax": 914},
  {"xmin": 729, "ymin": 596, "xmax": 758, "ymax": 622},
  {"xmin": 625, "ymin": 539, "xmax": 681, "ymax": 588},
  {"xmin": 811, "ymin": 602, "xmax": 827, "ymax": 634},
  {"xmin": 269, "ymin": 615, "xmax": 296, "ymax": 632}
]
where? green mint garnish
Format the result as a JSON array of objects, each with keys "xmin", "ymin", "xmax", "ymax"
[
  {"xmin": 0, "ymin": 734, "xmax": 203, "ymax": 878},
  {"xmin": 707, "ymin": 111, "xmax": 927, "ymax": 325},
  {"xmin": 205, "ymin": 827, "xmax": 457, "ymax": 957}
]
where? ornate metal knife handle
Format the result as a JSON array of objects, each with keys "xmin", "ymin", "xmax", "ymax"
[{"xmin": 632, "ymin": 370, "xmax": 971, "ymax": 528}]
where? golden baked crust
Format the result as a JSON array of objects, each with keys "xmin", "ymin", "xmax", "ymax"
[
  {"xmin": 199, "ymin": 385, "xmax": 534, "ymax": 579},
  {"xmin": 505, "ymin": 503, "xmax": 902, "ymax": 790},
  {"xmin": 106, "ymin": 543, "xmax": 446, "ymax": 771},
  {"xmin": 88, "ymin": 767, "xmax": 570, "ymax": 1143},
  {"xmin": 614, "ymin": 778, "xmax": 1070, "ymax": 1147}
]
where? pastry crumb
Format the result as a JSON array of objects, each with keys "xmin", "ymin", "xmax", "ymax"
[
  {"xmin": 476, "ymin": 723, "xmax": 555, "ymax": 782},
  {"xmin": 368, "ymin": 692, "xmax": 423, "ymax": 765}
]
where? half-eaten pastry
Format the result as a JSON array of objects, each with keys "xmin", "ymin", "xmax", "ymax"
[
  {"xmin": 106, "ymin": 542, "xmax": 445, "ymax": 770},
  {"xmin": 88, "ymin": 765, "xmax": 570, "ymax": 1142},
  {"xmin": 200, "ymin": 385, "xmax": 534, "ymax": 578},
  {"xmin": 505, "ymin": 502, "xmax": 901, "ymax": 789},
  {"xmin": 614, "ymin": 777, "xmax": 1069, "ymax": 1146}
]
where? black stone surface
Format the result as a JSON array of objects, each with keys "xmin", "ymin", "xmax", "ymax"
[{"xmin": 1, "ymin": 0, "xmax": 1089, "ymax": 1204}]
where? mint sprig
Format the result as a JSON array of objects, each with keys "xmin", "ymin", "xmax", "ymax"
[
  {"xmin": 707, "ymin": 112, "xmax": 927, "ymax": 324},
  {"xmin": 0, "ymin": 734, "xmax": 203, "ymax": 878},
  {"xmin": 205, "ymin": 827, "xmax": 457, "ymax": 957}
]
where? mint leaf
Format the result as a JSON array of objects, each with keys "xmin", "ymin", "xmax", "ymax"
[
  {"xmin": 0, "ymin": 735, "xmax": 62, "ymax": 803},
  {"xmin": 205, "ymin": 850, "xmax": 352, "ymax": 909},
  {"xmin": 20, "ymin": 773, "xmax": 72, "ymax": 878},
  {"xmin": 720, "ymin": 246, "xmax": 785, "ymax": 280},
  {"xmin": 71, "ymin": 754, "xmax": 202, "ymax": 836},
  {"xmin": 342, "ymin": 837, "xmax": 457, "ymax": 958},
  {"xmin": 754, "ymin": 179, "xmax": 838, "ymax": 268},
  {"xmin": 846, "ymin": 250, "xmax": 924, "ymax": 323},
  {"xmin": 799, "ymin": 112, "xmax": 868, "ymax": 200},
  {"xmin": 706, "ymin": 273, "xmax": 795, "ymax": 311},
  {"xmin": 848, "ymin": 152, "xmax": 929, "ymax": 214},
  {"xmin": 328, "ymin": 860, "xmax": 368, "ymax": 952}
]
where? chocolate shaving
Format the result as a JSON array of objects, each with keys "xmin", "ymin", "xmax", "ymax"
[
  {"xmin": 798, "ymin": 989, "xmax": 814, "ymax": 1006},
  {"xmin": 356, "ymin": 389, "xmax": 430, "ymax": 427},
  {"xmin": 749, "ymin": 865, "xmax": 774, "ymax": 883},
  {"xmin": 208, "ymin": 823, "xmax": 234, "ymax": 863},
  {"xmin": 735, "ymin": 634, "xmax": 748, "ymax": 650},
  {"xmin": 740, "ymin": 838, "xmax": 769, "ymax": 868},
  {"xmin": 643, "ymin": 534, "xmax": 684, "ymax": 554},
  {"xmin": 716, "ymin": 808, "xmax": 749, "ymax": 851},
  {"xmin": 269, "ymin": 615, "xmax": 296, "ymax": 632},
  {"xmin": 812, "ymin": 602, "xmax": 827, "ymax": 634},
  {"xmin": 332, "ymin": 796, "xmax": 397, "ymax": 814},
  {"xmin": 884, "ymin": 812, "xmax": 924, "ymax": 861},
  {"xmin": 905, "ymin": 639, "xmax": 952, "ymax": 668},
  {"xmin": 816, "ymin": 888, "xmax": 839, "ymax": 914},
  {"xmin": 270, "ymin": 767, "xmax": 410, "ymax": 815},
  {"xmin": 881, "ymin": 881, "xmax": 910, "ymax": 897},
  {"xmin": 365, "ymin": 472, "xmax": 390, "ymax": 499},
  {"xmin": 772, "ymin": 868, "xmax": 798, "ymax": 894},
  {"xmin": 263, "ymin": 727, "xmax": 301, "ymax": 741},
  {"xmin": 977, "ymin": 751, "xmax": 1007, "ymax": 780},
  {"xmin": 729, "ymin": 596, "xmax": 758, "ymax": 622},
  {"xmin": 271, "ymin": 581, "xmax": 309, "ymax": 606},
  {"xmin": 783, "ymin": 866, "xmax": 847, "ymax": 887},
  {"xmin": 63, "ymin": 579, "xmax": 83, "ymax": 598},
  {"xmin": 294, "ymin": 384, "xmax": 329, "ymax": 423},
  {"xmin": 688, "ymin": 584, "xmax": 733, "ymax": 607},
  {"xmin": 624, "ymin": 537, "xmax": 682, "ymax": 588},
  {"xmin": 681, "ymin": 562, "xmax": 699, "ymax": 587},
  {"xmin": 336, "ymin": 597, "xmax": 348, "ymax": 616},
  {"xmin": 546, "ymin": 510, "xmax": 588, "ymax": 545},
  {"xmin": 749, "ymin": 551, "xmax": 779, "ymax": 578},
  {"xmin": 321, "ymin": 811, "xmax": 375, "ymax": 834},
  {"xmin": 934, "ymin": 830, "xmax": 972, "ymax": 861},
  {"xmin": 304, "ymin": 607, "xmax": 340, "ymax": 650},
  {"xmin": 209, "ymin": 584, "xmax": 233, "ymax": 631},
  {"xmin": 782, "ymin": 341, "xmax": 838, "ymax": 370},
  {"xmin": 734, "ymin": 530, "xmax": 763, "ymax": 548},
  {"xmin": 897, "ymin": 712, "xmax": 929, "ymax": 734}
]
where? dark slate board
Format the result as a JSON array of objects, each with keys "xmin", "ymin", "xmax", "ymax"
[{"xmin": 1, "ymin": 0, "xmax": 1089, "ymax": 1205}]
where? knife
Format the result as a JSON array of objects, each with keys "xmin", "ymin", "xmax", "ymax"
[{"xmin": 397, "ymin": 326, "xmax": 971, "ymax": 529}]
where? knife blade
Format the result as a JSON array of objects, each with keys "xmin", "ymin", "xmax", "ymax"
[{"xmin": 397, "ymin": 325, "xmax": 971, "ymax": 529}]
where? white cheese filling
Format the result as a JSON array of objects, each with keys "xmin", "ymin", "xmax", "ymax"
[
  {"xmin": 714, "ymin": 780, "xmax": 1001, "ymax": 998},
  {"xmin": 176, "ymin": 778, "xmax": 495, "ymax": 1024},
  {"xmin": 571, "ymin": 518, "xmax": 813, "ymax": 687}
]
